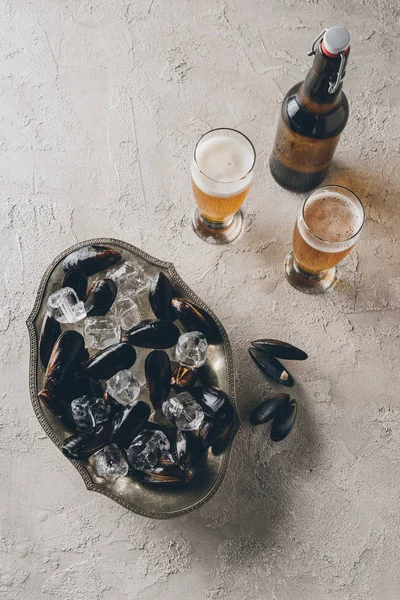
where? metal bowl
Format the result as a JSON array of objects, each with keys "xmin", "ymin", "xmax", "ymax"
[{"xmin": 27, "ymin": 238, "xmax": 240, "ymax": 519}]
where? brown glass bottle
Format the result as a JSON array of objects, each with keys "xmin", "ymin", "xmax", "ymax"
[{"xmin": 270, "ymin": 28, "xmax": 350, "ymax": 192}]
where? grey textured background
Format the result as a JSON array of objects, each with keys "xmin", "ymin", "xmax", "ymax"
[{"xmin": 1, "ymin": 1, "xmax": 400, "ymax": 598}]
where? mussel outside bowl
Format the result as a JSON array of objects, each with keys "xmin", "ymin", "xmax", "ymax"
[{"xmin": 27, "ymin": 238, "xmax": 240, "ymax": 519}]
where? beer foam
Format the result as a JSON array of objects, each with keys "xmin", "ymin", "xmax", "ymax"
[
  {"xmin": 298, "ymin": 191, "xmax": 363, "ymax": 253},
  {"xmin": 192, "ymin": 135, "xmax": 254, "ymax": 198}
]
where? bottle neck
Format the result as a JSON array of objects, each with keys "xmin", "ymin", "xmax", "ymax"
[{"xmin": 300, "ymin": 45, "xmax": 349, "ymax": 112}]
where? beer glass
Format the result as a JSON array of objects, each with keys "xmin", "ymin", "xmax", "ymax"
[
  {"xmin": 285, "ymin": 185, "xmax": 365, "ymax": 293},
  {"xmin": 191, "ymin": 128, "xmax": 256, "ymax": 244}
]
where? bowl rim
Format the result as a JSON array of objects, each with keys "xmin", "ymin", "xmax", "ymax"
[{"xmin": 26, "ymin": 237, "xmax": 240, "ymax": 519}]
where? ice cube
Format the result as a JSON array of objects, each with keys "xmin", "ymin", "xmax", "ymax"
[
  {"xmin": 48, "ymin": 287, "xmax": 86, "ymax": 324},
  {"xmin": 162, "ymin": 392, "xmax": 204, "ymax": 431},
  {"xmin": 84, "ymin": 315, "xmax": 120, "ymax": 350},
  {"xmin": 106, "ymin": 262, "xmax": 148, "ymax": 296},
  {"xmin": 175, "ymin": 331, "xmax": 208, "ymax": 369},
  {"xmin": 111, "ymin": 297, "xmax": 140, "ymax": 332},
  {"xmin": 71, "ymin": 396, "xmax": 111, "ymax": 432},
  {"xmin": 126, "ymin": 429, "xmax": 171, "ymax": 473},
  {"xmin": 89, "ymin": 444, "xmax": 128, "ymax": 481},
  {"xmin": 106, "ymin": 369, "xmax": 140, "ymax": 405}
]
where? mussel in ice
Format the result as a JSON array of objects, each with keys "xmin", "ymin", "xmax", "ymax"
[
  {"xmin": 80, "ymin": 343, "xmax": 136, "ymax": 380},
  {"xmin": 251, "ymin": 339, "xmax": 308, "ymax": 361},
  {"xmin": 44, "ymin": 330, "xmax": 85, "ymax": 390},
  {"xmin": 171, "ymin": 298, "xmax": 218, "ymax": 342},
  {"xmin": 198, "ymin": 413, "xmax": 232, "ymax": 449},
  {"xmin": 249, "ymin": 393, "xmax": 290, "ymax": 426},
  {"xmin": 149, "ymin": 272, "xmax": 177, "ymax": 321},
  {"xmin": 170, "ymin": 364, "xmax": 198, "ymax": 391},
  {"xmin": 62, "ymin": 268, "xmax": 88, "ymax": 301},
  {"xmin": 62, "ymin": 424, "xmax": 111, "ymax": 460},
  {"xmin": 63, "ymin": 245, "xmax": 122, "ymax": 276},
  {"xmin": 270, "ymin": 399, "xmax": 297, "ymax": 442},
  {"xmin": 38, "ymin": 387, "xmax": 74, "ymax": 425},
  {"xmin": 248, "ymin": 347, "xmax": 294, "ymax": 387},
  {"xmin": 191, "ymin": 387, "xmax": 233, "ymax": 419},
  {"xmin": 145, "ymin": 350, "xmax": 171, "ymax": 410},
  {"xmin": 39, "ymin": 313, "xmax": 61, "ymax": 368},
  {"xmin": 122, "ymin": 319, "xmax": 180, "ymax": 349},
  {"xmin": 68, "ymin": 376, "xmax": 104, "ymax": 401},
  {"xmin": 110, "ymin": 400, "xmax": 151, "ymax": 445},
  {"xmin": 85, "ymin": 278, "xmax": 117, "ymax": 317}
]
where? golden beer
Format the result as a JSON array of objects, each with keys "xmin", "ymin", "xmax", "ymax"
[{"xmin": 191, "ymin": 177, "xmax": 251, "ymax": 223}]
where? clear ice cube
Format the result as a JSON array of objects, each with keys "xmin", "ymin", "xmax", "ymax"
[
  {"xmin": 175, "ymin": 331, "xmax": 208, "ymax": 369},
  {"xmin": 106, "ymin": 369, "xmax": 140, "ymax": 405},
  {"xmin": 84, "ymin": 315, "xmax": 120, "ymax": 350},
  {"xmin": 111, "ymin": 297, "xmax": 140, "ymax": 332},
  {"xmin": 126, "ymin": 430, "xmax": 171, "ymax": 473},
  {"xmin": 162, "ymin": 392, "xmax": 204, "ymax": 431},
  {"xmin": 48, "ymin": 287, "xmax": 86, "ymax": 324},
  {"xmin": 89, "ymin": 444, "xmax": 128, "ymax": 481},
  {"xmin": 106, "ymin": 262, "xmax": 148, "ymax": 296},
  {"xmin": 71, "ymin": 396, "xmax": 111, "ymax": 432}
]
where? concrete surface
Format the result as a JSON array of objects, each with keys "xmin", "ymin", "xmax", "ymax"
[{"xmin": 1, "ymin": 0, "xmax": 399, "ymax": 598}]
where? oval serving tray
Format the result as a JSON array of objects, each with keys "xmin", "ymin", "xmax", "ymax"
[{"xmin": 27, "ymin": 238, "xmax": 240, "ymax": 519}]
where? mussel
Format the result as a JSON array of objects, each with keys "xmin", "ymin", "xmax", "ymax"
[
  {"xmin": 198, "ymin": 417, "xmax": 231, "ymax": 449},
  {"xmin": 44, "ymin": 330, "xmax": 85, "ymax": 389},
  {"xmin": 170, "ymin": 365, "xmax": 198, "ymax": 391},
  {"xmin": 149, "ymin": 272, "xmax": 177, "ymax": 321},
  {"xmin": 38, "ymin": 387, "xmax": 74, "ymax": 424},
  {"xmin": 62, "ymin": 424, "xmax": 111, "ymax": 460},
  {"xmin": 110, "ymin": 400, "xmax": 151, "ymax": 445},
  {"xmin": 145, "ymin": 350, "xmax": 171, "ymax": 410},
  {"xmin": 142, "ymin": 466, "xmax": 193, "ymax": 485},
  {"xmin": 62, "ymin": 268, "xmax": 88, "ymax": 301},
  {"xmin": 270, "ymin": 399, "xmax": 297, "ymax": 442},
  {"xmin": 122, "ymin": 319, "xmax": 180, "ymax": 349},
  {"xmin": 171, "ymin": 298, "xmax": 218, "ymax": 342},
  {"xmin": 249, "ymin": 394, "xmax": 290, "ymax": 425},
  {"xmin": 39, "ymin": 313, "xmax": 61, "ymax": 368},
  {"xmin": 80, "ymin": 343, "xmax": 136, "ymax": 380},
  {"xmin": 63, "ymin": 245, "xmax": 122, "ymax": 276},
  {"xmin": 191, "ymin": 387, "xmax": 233, "ymax": 419},
  {"xmin": 85, "ymin": 278, "xmax": 117, "ymax": 317},
  {"xmin": 251, "ymin": 339, "xmax": 308, "ymax": 361},
  {"xmin": 68, "ymin": 376, "xmax": 104, "ymax": 401},
  {"xmin": 248, "ymin": 347, "xmax": 294, "ymax": 387}
]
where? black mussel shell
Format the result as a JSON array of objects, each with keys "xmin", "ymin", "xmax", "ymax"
[
  {"xmin": 191, "ymin": 387, "xmax": 233, "ymax": 419},
  {"xmin": 248, "ymin": 347, "xmax": 294, "ymax": 387},
  {"xmin": 145, "ymin": 350, "xmax": 171, "ymax": 410},
  {"xmin": 110, "ymin": 400, "xmax": 151, "ymax": 445},
  {"xmin": 85, "ymin": 278, "xmax": 117, "ymax": 317},
  {"xmin": 270, "ymin": 399, "xmax": 297, "ymax": 442},
  {"xmin": 141, "ymin": 465, "xmax": 193, "ymax": 485},
  {"xmin": 62, "ymin": 424, "xmax": 111, "ymax": 460},
  {"xmin": 170, "ymin": 365, "xmax": 198, "ymax": 391},
  {"xmin": 45, "ymin": 330, "xmax": 85, "ymax": 389},
  {"xmin": 80, "ymin": 343, "xmax": 136, "ymax": 380},
  {"xmin": 171, "ymin": 298, "xmax": 218, "ymax": 342},
  {"xmin": 252, "ymin": 339, "xmax": 308, "ymax": 361},
  {"xmin": 122, "ymin": 319, "xmax": 180, "ymax": 349},
  {"xmin": 63, "ymin": 245, "xmax": 122, "ymax": 276},
  {"xmin": 249, "ymin": 393, "xmax": 290, "ymax": 426},
  {"xmin": 39, "ymin": 313, "xmax": 61, "ymax": 368},
  {"xmin": 198, "ymin": 413, "xmax": 232, "ymax": 449},
  {"xmin": 38, "ymin": 387, "xmax": 74, "ymax": 426},
  {"xmin": 149, "ymin": 272, "xmax": 177, "ymax": 321},
  {"xmin": 103, "ymin": 392, "xmax": 124, "ymax": 418},
  {"xmin": 68, "ymin": 376, "xmax": 104, "ymax": 401},
  {"xmin": 62, "ymin": 268, "xmax": 88, "ymax": 301}
]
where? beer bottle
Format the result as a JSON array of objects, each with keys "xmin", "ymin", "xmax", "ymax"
[{"xmin": 269, "ymin": 27, "xmax": 350, "ymax": 192}]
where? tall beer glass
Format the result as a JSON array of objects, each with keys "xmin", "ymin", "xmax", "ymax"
[
  {"xmin": 191, "ymin": 128, "xmax": 256, "ymax": 244},
  {"xmin": 285, "ymin": 185, "xmax": 365, "ymax": 293}
]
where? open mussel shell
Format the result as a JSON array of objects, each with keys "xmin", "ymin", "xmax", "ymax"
[
  {"xmin": 81, "ymin": 343, "xmax": 136, "ymax": 380},
  {"xmin": 63, "ymin": 245, "xmax": 122, "ymax": 276},
  {"xmin": 110, "ymin": 400, "xmax": 151, "ymax": 446},
  {"xmin": 62, "ymin": 268, "xmax": 88, "ymax": 301},
  {"xmin": 270, "ymin": 399, "xmax": 297, "ymax": 442},
  {"xmin": 252, "ymin": 339, "xmax": 308, "ymax": 361},
  {"xmin": 39, "ymin": 313, "xmax": 61, "ymax": 368},
  {"xmin": 145, "ymin": 350, "xmax": 171, "ymax": 410},
  {"xmin": 68, "ymin": 376, "xmax": 104, "ymax": 401},
  {"xmin": 62, "ymin": 424, "xmax": 111, "ymax": 460},
  {"xmin": 170, "ymin": 365, "xmax": 198, "ymax": 391},
  {"xmin": 250, "ymin": 393, "xmax": 290, "ymax": 426},
  {"xmin": 248, "ymin": 347, "xmax": 294, "ymax": 387},
  {"xmin": 122, "ymin": 319, "xmax": 180, "ymax": 349},
  {"xmin": 171, "ymin": 298, "xmax": 218, "ymax": 343},
  {"xmin": 44, "ymin": 330, "xmax": 85, "ymax": 389},
  {"xmin": 149, "ymin": 272, "xmax": 177, "ymax": 321},
  {"xmin": 85, "ymin": 278, "xmax": 117, "ymax": 317}
]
